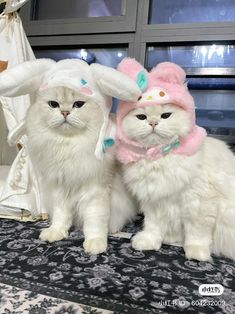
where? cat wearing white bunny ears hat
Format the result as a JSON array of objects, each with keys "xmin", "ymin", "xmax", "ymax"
[{"xmin": 0, "ymin": 58, "xmax": 141, "ymax": 254}]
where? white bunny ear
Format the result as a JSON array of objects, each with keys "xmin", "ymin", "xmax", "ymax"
[
  {"xmin": 90, "ymin": 63, "xmax": 141, "ymax": 101},
  {"xmin": 0, "ymin": 59, "xmax": 56, "ymax": 97}
]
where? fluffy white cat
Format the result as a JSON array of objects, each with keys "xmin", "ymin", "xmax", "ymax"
[
  {"xmin": 0, "ymin": 58, "xmax": 141, "ymax": 255},
  {"xmin": 119, "ymin": 103, "xmax": 235, "ymax": 261},
  {"xmin": 26, "ymin": 86, "xmax": 136, "ymax": 254}
]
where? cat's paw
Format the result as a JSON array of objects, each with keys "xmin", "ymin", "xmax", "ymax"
[
  {"xmin": 132, "ymin": 232, "xmax": 162, "ymax": 251},
  {"xmin": 83, "ymin": 237, "xmax": 107, "ymax": 255},
  {"xmin": 39, "ymin": 227, "xmax": 68, "ymax": 243},
  {"xmin": 184, "ymin": 244, "xmax": 212, "ymax": 262}
]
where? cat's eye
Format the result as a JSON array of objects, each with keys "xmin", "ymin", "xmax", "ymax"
[
  {"xmin": 161, "ymin": 112, "xmax": 172, "ymax": 119},
  {"xmin": 136, "ymin": 114, "xmax": 147, "ymax": 120},
  {"xmin": 73, "ymin": 101, "xmax": 85, "ymax": 108},
  {"xmin": 138, "ymin": 96, "xmax": 142, "ymax": 101},
  {"xmin": 48, "ymin": 101, "xmax": 60, "ymax": 108}
]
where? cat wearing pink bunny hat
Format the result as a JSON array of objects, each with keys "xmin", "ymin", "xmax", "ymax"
[{"xmin": 116, "ymin": 58, "xmax": 235, "ymax": 262}]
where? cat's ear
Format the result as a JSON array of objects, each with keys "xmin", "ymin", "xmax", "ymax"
[
  {"xmin": 117, "ymin": 58, "xmax": 149, "ymax": 92},
  {"xmin": 150, "ymin": 62, "xmax": 186, "ymax": 85},
  {"xmin": 0, "ymin": 59, "xmax": 55, "ymax": 97},
  {"xmin": 91, "ymin": 62, "xmax": 142, "ymax": 102}
]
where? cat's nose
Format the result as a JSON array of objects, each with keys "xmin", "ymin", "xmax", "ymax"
[
  {"xmin": 61, "ymin": 111, "xmax": 70, "ymax": 118},
  {"xmin": 149, "ymin": 122, "xmax": 158, "ymax": 128}
]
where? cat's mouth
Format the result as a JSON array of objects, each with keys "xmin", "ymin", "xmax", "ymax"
[
  {"xmin": 137, "ymin": 130, "xmax": 173, "ymax": 146},
  {"xmin": 59, "ymin": 120, "xmax": 74, "ymax": 130},
  {"xmin": 151, "ymin": 128, "xmax": 172, "ymax": 139},
  {"xmin": 61, "ymin": 120, "xmax": 72, "ymax": 125}
]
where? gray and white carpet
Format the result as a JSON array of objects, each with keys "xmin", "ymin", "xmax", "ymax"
[{"xmin": 0, "ymin": 218, "xmax": 235, "ymax": 313}]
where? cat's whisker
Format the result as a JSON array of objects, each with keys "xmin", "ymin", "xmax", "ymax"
[
  {"xmin": 155, "ymin": 129, "xmax": 173, "ymax": 138},
  {"xmin": 49, "ymin": 120, "xmax": 65, "ymax": 128},
  {"xmin": 68, "ymin": 116, "xmax": 93, "ymax": 132}
]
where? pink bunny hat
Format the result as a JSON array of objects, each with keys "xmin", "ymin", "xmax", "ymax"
[{"xmin": 116, "ymin": 58, "xmax": 206, "ymax": 164}]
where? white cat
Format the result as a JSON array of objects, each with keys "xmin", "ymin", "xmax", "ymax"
[
  {"xmin": 27, "ymin": 86, "xmax": 136, "ymax": 254},
  {"xmin": 116, "ymin": 59, "xmax": 235, "ymax": 262},
  {"xmin": 0, "ymin": 59, "xmax": 141, "ymax": 254}
]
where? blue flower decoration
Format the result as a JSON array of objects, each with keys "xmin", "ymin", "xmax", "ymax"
[{"xmin": 81, "ymin": 79, "xmax": 88, "ymax": 86}]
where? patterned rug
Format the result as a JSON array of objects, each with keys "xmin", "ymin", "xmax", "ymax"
[
  {"xmin": 0, "ymin": 218, "xmax": 235, "ymax": 313},
  {"xmin": 0, "ymin": 282, "xmax": 112, "ymax": 314}
]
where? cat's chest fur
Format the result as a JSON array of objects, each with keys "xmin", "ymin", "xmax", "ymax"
[
  {"xmin": 123, "ymin": 153, "xmax": 199, "ymax": 204},
  {"xmin": 122, "ymin": 153, "xmax": 200, "ymax": 245},
  {"xmin": 27, "ymin": 128, "xmax": 112, "ymax": 188}
]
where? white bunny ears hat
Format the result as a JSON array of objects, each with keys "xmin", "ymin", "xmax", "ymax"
[{"xmin": 0, "ymin": 58, "xmax": 141, "ymax": 159}]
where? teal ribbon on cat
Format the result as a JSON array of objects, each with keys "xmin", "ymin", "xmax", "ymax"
[
  {"xmin": 162, "ymin": 138, "xmax": 180, "ymax": 155},
  {"xmin": 103, "ymin": 138, "xmax": 115, "ymax": 152}
]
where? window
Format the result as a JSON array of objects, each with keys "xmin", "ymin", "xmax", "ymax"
[
  {"xmin": 20, "ymin": 0, "xmax": 138, "ymax": 35},
  {"xmin": 33, "ymin": 0, "xmax": 123, "ymax": 20},
  {"xmin": 190, "ymin": 77, "xmax": 235, "ymax": 142},
  {"xmin": 146, "ymin": 44, "xmax": 235, "ymax": 68},
  {"xmin": 34, "ymin": 47, "xmax": 128, "ymax": 68},
  {"xmin": 148, "ymin": 0, "xmax": 235, "ymax": 24}
]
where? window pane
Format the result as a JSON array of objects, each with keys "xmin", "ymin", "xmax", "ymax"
[
  {"xmin": 33, "ymin": 0, "xmax": 123, "ymax": 20},
  {"xmin": 149, "ymin": 0, "xmax": 235, "ymax": 24},
  {"xmin": 34, "ymin": 47, "xmax": 127, "ymax": 68},
  {"xmin": 191, "ymin": 78, "xmax": 235, "ymax": 140},
  {"xmin": 191, "ymin": 86, "xmax": 235, "ymax": 140},
  {"xmin": 146, "ymin": 44, "xmax": 235, "ymax": 69}
]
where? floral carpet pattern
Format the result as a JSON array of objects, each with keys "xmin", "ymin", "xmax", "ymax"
[
  {"xmin": 0, "ymin": 283, "xmax": 112, "ymax": 314},
  {"xmin": 0, "ymin": 218, "xmax": 235, "ymax": 313}
]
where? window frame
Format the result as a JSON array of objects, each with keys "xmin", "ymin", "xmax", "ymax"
[{"xmin": 27, "ymin": 33, "xmax": 135, "ymax": 62}]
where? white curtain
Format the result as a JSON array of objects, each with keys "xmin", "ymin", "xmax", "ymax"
[{"xmin": 0, "ymin": 12, "xmax": 45, "ymax": 220}]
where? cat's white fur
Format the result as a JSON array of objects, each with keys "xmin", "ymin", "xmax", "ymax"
[
  {"xmin": 26, "ymin": 87, "xmax": 135, "ymax": 254},
  {"xmin": 121, "ymin": 104, "xmax": 235, "ymax": 261}
]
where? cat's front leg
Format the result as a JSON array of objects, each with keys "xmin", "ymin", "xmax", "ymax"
[
  {"xmin": 184, "ymin": 229, "xmax": 212, "ymax": 262},
  {"xmin": 132, "ymin": 206, "xmax": 164, "ymax": 251},
  {"xmin": 40, "ymin": 225, "xmax": 69, "ymax": 243},
  {"xmin": 79, "ymin": 186, "xmax": 110, "ymax": 255},
  {"xmin": 40, "ymin": 201, "xmax": 72, "ymax": 243},
  {"xmin": 183, "ymin": 204, "xmax": 215, "ymax": 262}
]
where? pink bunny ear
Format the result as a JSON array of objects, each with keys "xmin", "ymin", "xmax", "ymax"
[
  {"xmin": 150, "ymin": 62, "xmax": 186, "ymax": 85},
  {"xmin": 117, "ymin": 58, "xmax": 149, "ymax": 92},
  {"xmin": 117, "ymin": 58, "xmax": 144, "ymax": 80}
]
